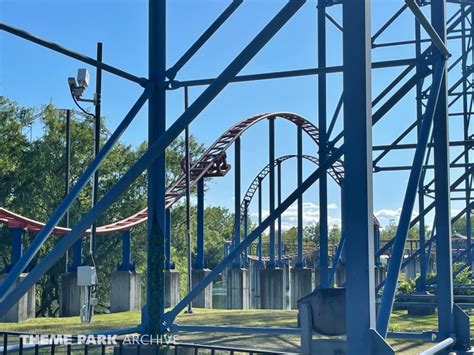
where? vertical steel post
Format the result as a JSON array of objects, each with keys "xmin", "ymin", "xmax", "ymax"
[
  {"xmin": 269, "ymin": 118, "xmax": 276, "ymax": 267},
  {"xmin": 342, "ymin": 0, "xmax": 376, "ymax": 352},
  {"xmin": 258, "ymin": 177, "xmax": 263, "ymax": 262},
  {"xmin": 146, "ymin": 0, "xmax": 166, "ymax": 335},
  {"xmin": 317, "ymin": 0, "xmax": 329, "ymax": 289},
  {"xmin": 296, "ymin": 125, "xmax": 304, "ymax": 268},
  {"xmin": 339, "ymin": 179, "xmax": 346, "ymax": 266},
  {"xmin": 10, "ymin": 228, "xmax": 24, "ymax": 269},
  {"xmin": 91, "ymin": 42, "xmax": 102, "ymax": 258},
  {"xmin": 461, "ymin": 5, "xmax": 472, "ymax": 271},
  {"xmin": 244, "ymin": 202, "xmax": 249, "ymax": 266},
  {"xmin": 165, "ymin": 208, "xmax": 172, "ymax": 270},
  {"xmin": 234, "ymin": 137, "xmax": 241, "ymax": 266},
  {"xmin": 374, "ymin": 226, "xmax": 380, "ymax": 266},
  {"xmin": 118, "ymin": 231, "xmax": 132, "ymax": 271},
  {"xmin": 184, "ymin": 87, "xmax": 193, "ymax": 313},
  {"xmin": 415, "ymin": 16, "xmax": 427, "ymax": 293},
  {"xmin": 196, "ymin": 178, "xmax": 205, "ymax": 269},
  {"xmin": 64, "ymin": 109, "xmax": 71, "ymax": 272},
  {"xmin": 277, "ymin": 161, "xmax": 283, "ymax": 265},
  {"xmin": 70, "ymin": 240, "xmax": 82, "ymax": 271},
  {"xmin": 432, "ymin": 0, "xmax": 454, "ymax": 340}
]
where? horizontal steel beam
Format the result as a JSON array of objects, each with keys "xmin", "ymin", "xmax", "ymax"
[
  {"xmin": 170, "ymin": 59, "xmax": 415, "ymax": 88},
  {"xmin": 0, "ymin": 22, "xmax": 148, "ymax": 86}
]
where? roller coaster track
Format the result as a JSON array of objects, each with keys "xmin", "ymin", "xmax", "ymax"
[
  {"xmin": 239, "ymin": 154, "xmax": 342, "ymax": 221},
  {"xmin": 0, "ymin": 112, "xmax": 345, "ymax": 236}
]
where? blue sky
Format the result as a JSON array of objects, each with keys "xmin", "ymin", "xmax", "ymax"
[{"xmin": 1, "ymin": 0, "xmax": 470, "ymax": 231}]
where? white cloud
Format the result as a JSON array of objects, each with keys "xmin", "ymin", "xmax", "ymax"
[
  {"xmin": 374, "ymin": 208, "xmax": 419, "ymax": 227},
  {"xmin": 249, "ymin": 202, "xmax": 340, "ymax": 231}
]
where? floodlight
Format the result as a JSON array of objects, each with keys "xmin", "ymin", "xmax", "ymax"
[{"xmin": 77, "ymin": 69, "xmax": 90, "ymax": 88}]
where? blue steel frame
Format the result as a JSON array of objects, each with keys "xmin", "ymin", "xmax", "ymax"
[{"xmin": 0, "ymin": 0, "xmax": 473, "ymax": 353}]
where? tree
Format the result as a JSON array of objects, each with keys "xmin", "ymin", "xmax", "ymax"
[{"xmin": 0, "ymin": 97, "xmax": 210, "ymax": 315}]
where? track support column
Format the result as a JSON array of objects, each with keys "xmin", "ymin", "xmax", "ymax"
[
  {"xmin": 268, "ymin": 118, "xmax": 276, "ymax": 267},
  {"xmin": 145, "ymin": 0, "xmax": 166, "ymax": 335},
  {"xmin": 192, "ymin": 177, "xmax": 213, "ymax": 308},
  {"xmin": 9, "ymin": 228, "xmax": 24, "ymax": 272},
  {"xmin": 431, "ymin": 0, "xmax": 460, "ymax": 348},
  {"xmin": 342, "ymin": 0, "xmax": 392, "ymax": 353},
  {"xmin": 165, "ymin": 208, "xmax": 172, "ymax": 270},
  {"xmin": 111, "ymin": 230, "xmax": 141, "ymax": 313},
  {"xmin": 317, "ymin": 0, "xmax": 329, "ymax": 289},
  {"xmin": 296, "ymin": 125, "xmax": 304, "ymax": 268},
  {"xmin": 196, "ymin": 178, "xmax": 205, "ymax": 270}
]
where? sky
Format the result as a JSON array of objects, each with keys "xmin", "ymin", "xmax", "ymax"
[{"xmin": 1, "ymin": 0, "xmax": 470, "ymax": 232}]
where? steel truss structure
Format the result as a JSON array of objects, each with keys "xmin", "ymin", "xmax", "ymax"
[{"xmin": 1, "ymin": 0, "xmax": 474, "ymax": 353}]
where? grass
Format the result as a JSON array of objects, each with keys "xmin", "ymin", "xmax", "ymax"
[{"xmin": 0, "ymin": 309, "xmax": 471, "ymax": 354}]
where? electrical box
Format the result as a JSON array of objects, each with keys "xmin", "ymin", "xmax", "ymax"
[{"xmin": 77, "ymin": 266, "xmax": 97, "ymax": 286}]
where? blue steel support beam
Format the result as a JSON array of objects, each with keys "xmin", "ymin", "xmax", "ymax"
[
  {"xmin": 233, "ymin": 137, "xmax": 241, "ymax": 266},
  {"xmin": 118, "ymin": 231, "xmax": 133, "ymax": 271},
  {"xmin": 166, "ymin": 0, "xmax": 243, "ymax": 80},
  {"xmin": 0, "ymin": 0, "xmax": 307, "ymax": 317},
  {"xmin": 0, "ymin": 87, "xmax": 151, "ymax": 299},
  {"xmin": 268, "ymin": 118, "xmax": 276, "ymax": 267},
  {"xmin": 172, "ymin": 58, "xmax": 416, "ymax": 88},
  {"xmin": 277, "ymin": 161, "xmax": 283, "ymax": 265},
  {"xmin": 330, "ymin": 64, "xmax": 432, "ymax": 148},
  {"xmin": 165, "ymin": 208, "xmax": 172, "ymax": 270},
  {"xmin": 69, "ymin": 240, "xmax": 83, "ymax": 272},
  {"xmin": 258, "ymin": 177, "xmax": 263, "ymax": 262},
  {"xmin": 243, "ymin": 203, "xmax": 249, "ymax": 267},
  {"xmin": 376, "ymin": 166, "xmax": 474, "ymax": 258},
  {"xmin": 461, "ymin": 5, "xmax": 472, "ymax": 271},
  {"xmin": 0, "ymin": 23, "xmax": 147, "ymax": 86},
  {"xmin": 405, "ymin": 0, "xmax": 451, "ymax": 58},
  {"xmin": 342, "ymin": 0, "xmax": 380, "ymax": 352},
  {"xmin": 11, "ymin": 228, "xmax": 23, "ymax": 266},
  {"xmin": 377, "ymin": 203, "xmax": 474, "ymax": 291},
  {"xmin": 317, "ymin": 0, "xmax": 329, "ymax": 288},
  {"xmin": 296, "ymin": 125, "xmax": 304, "ymax": 268},
  {"xmin": 374, "ymin": 226, "xmax": 381, "ymax": 266},
  {"xmin": 195, "ymin": 178, "xmax": 205, "ymax": 270},
  {"xmin": 377, "ymin": 60, "xmax": 446, "ymax": 337},
  {"xmin": 431, "ymin": 0, "xmax": 456, "ymax": 341},
  {"xmin": 7, "ymin": 228, "xmax": 24, "ymax": 273},
  {"xmin": 416, "ymin": 18, "xmax": 428, "ymax": 293},
  {"xmin": 146, "ymin": 0, "xmax": 166, "ymax": 335},
  {"xmin": 164, "ymin": 146, "xmax": 344, "ymax": 324},
  {"xmin": 339, "ymin": 179, "xmax": 346, "ymax": 265},
  {"xmin": 329, "ymin": 234, "xmax": 345, "ymax": 286}
]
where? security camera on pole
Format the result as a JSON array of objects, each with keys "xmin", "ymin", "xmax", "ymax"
[{"xmin": 67, "ymin": 42, "xmax": 103, "ymax": 323}]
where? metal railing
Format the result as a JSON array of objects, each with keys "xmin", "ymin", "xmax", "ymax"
[{"xmin": 0, "ymin": 331, "xmax": 300, "ymax": 355}]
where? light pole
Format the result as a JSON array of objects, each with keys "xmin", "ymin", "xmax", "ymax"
[
  {"xmin": 67, "ymin": 42, "xmax": 103, "ymax": 323},
  {"xmin": 68, "ymin": 42, "xmax": 103, "ymax": 260}
]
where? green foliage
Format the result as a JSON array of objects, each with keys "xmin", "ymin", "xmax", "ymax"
[
  {"xmin": 0, "ymin": 97, "xmax": 222, "ymax": 316},
  {"xmin": 452, "ymin": 215, "xmax": 474, "ymax": 236},
  {"xmin": 396, "ymin": 279, "xmax": 416, "ymax": 295},
  {"xmin": 380, "ymin": 220, "xmax": 429, "ymax": 241}
]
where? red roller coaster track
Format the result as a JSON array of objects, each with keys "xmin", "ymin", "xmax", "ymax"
[{"xmin": 0, "ymin": 112, "xmax": 348, "ymax": 236}]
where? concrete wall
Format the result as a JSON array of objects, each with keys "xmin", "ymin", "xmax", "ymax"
[
  {"xmin": 164, "ymin": 270, "xmax": 180, "ymax": 308},
  {"xmin": 290, "ymin": 267, "xmax": 312, "ymax": 309},
  {"xmin": 110, "ymin": 271, "xmax": 142, "ymax": 313},
  {"xmin": 249, "ymin": 261, "xmax": 263, "ymax": 309},
  {"xmin": 0, "ymin": 273, "xmax": 34, "ymax": 322},
  {"xmin": 191, "ymin": 269, "xmax": 212, "ymax": 308},
  {"xmin": 226, "ymin": 268, "xmax": 249, "ymax": 309},
  {"xmin": 60, "ymin": 271, "xmax": 87, "ymax": 317},
  {"xmin": 259, "ymin": 268, "xmax": 284, "ymax": 309}
]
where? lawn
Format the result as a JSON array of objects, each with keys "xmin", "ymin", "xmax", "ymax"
[{"xmin": 0, "ymin": 309, "xmax": 470, "ymax": 354}]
